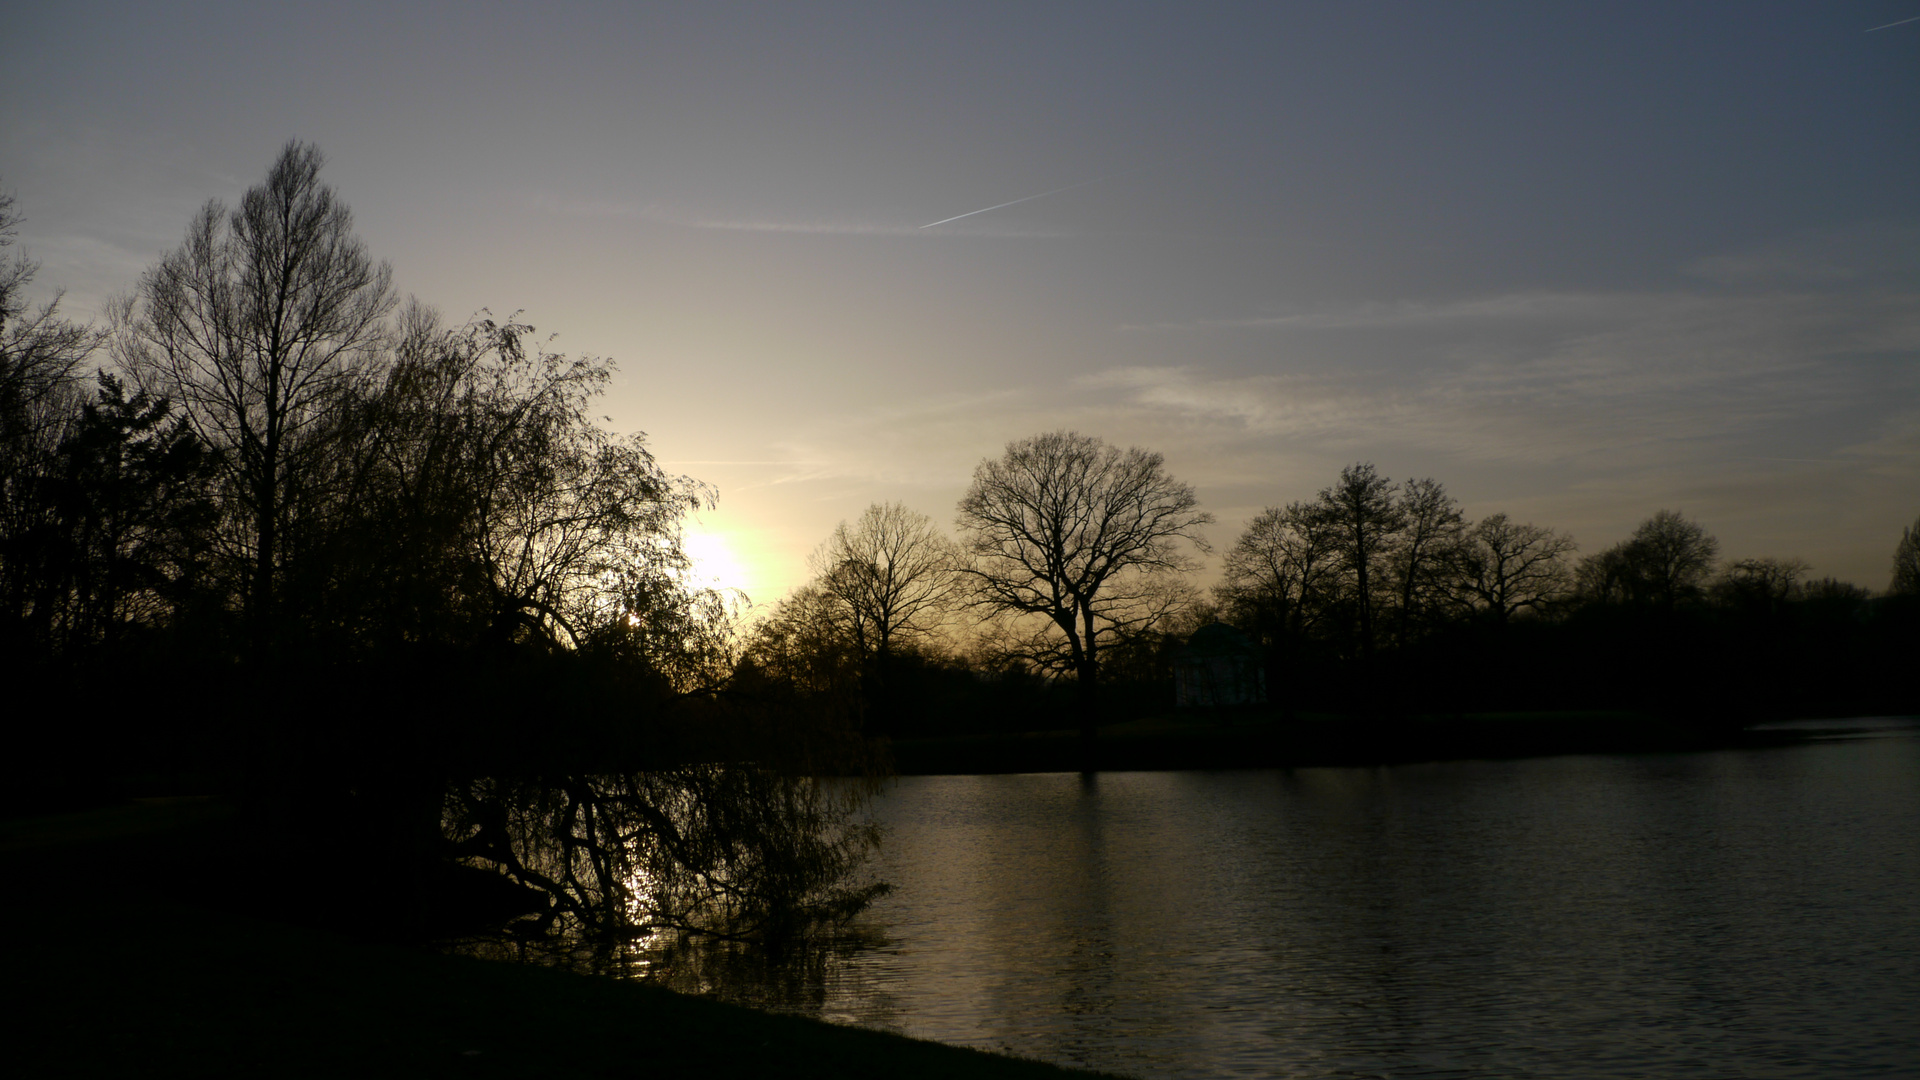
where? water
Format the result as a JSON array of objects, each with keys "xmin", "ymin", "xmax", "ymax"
[{"xmin": 650, "ymin": 720, "xmax": 1920, "ymax": 1078}]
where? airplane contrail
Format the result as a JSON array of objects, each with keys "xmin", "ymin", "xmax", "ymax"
[
  {"xmin": 920, "ymin": 175, "xmax": 1110, "ymax": 229},
  {"xmin": 1866, "ymin": 14, "xmax": 1920, "ymax": 31}
]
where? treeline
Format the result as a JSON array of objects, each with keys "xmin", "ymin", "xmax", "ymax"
[
  {"xmin": 741, "ymin": 466, "xmax": 1920, "ymax": 740},
  {"xmin": 1206, "ymin": 468, "xmax": 1917, "ymax": 723}
]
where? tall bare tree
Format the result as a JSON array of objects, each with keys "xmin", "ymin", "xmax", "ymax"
[
  {"xmin": 956, "ymin": 431, "xmax": 1211, "ymax": 747},
  {"xmin": 1388, "ymin": 476, "xmax": 1465, "ymax": 648},
  {"xmin": 1314, "ymin": 462, "xmax": 1403, "ymax": 666},
  {"xmin": 115, "ymin": 142, "xmax": 396, "ymax": 655}
]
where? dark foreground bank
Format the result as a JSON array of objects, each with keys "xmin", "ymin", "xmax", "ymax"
[
  {"xmin": 2, "ymin": 804, "xmax": 1126, "ymax": 1080},
  {"xmin": 889, "ymin": 709, "xmax": 1819, "ymax": 774}
]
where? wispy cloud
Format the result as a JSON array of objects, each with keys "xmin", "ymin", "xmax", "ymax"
[
  {"xmin": 527, "ymin": 193, "xmax": 1073, "ymax": 238},
  {"xmin": 1163, "ymin": 294, "xmax": 1897, "ymax": 429},
  {"xmin": 1117, "ymin": 292, "xmax": 1635, "ymax": 333}
]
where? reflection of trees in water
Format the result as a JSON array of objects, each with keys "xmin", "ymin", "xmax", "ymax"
[
  {"xmin": 443, "ymin": 772, "xmax": 900, "ymax": 1024},
  {"xmin": 456, "ymin": 912, "xmax": 901, "ymax": 1024},
  {"xmin": 442, "ymin": 771, "xmax": 889, "ymax": 957}
]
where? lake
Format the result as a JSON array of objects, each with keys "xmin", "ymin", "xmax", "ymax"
[{"xmin": 643, "ymin": 718, "xmax": 1920, "ymax": 1078}]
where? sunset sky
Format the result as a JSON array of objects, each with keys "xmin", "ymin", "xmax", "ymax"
[{"xmin": 5, "ymin": 1, "xmax": 1916, "ymax": 606}]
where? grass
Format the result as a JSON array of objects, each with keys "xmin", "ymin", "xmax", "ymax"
[{"xmin": 2, "ymin": 801, "xmax": 1131, "ymax": 1080}]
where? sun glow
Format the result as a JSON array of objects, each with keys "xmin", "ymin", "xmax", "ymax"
[{"xmin": 681, "ymin": 524, "xmax": 751, "ymax": 594}]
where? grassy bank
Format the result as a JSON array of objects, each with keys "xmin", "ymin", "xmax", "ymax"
[
  {"xmin": 2, "ymin": 802, "xmax": 1126, "ymax": 1080},
  {"xmin": 889, "ymin": 709, "xmax": 1795, "ymax": 774}
]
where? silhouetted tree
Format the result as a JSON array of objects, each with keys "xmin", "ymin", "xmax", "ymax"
[
  {"xmin": 37, "ymin": 374, "xmax": 216, "ymax": 654},
  {"xmin": 956, "ymin": 431, "xmax": 1211, "ymax": 750},
  {"xmin": 1892, "ymin": 514, "xmax": 1920, "ymax": 596},
  {"xmin": 1216, "ymin": 500, "xmax": 1342, "ymax": 712},
  {"xmin": 0, "ymin": 184, "xmax": 109, "ymax": 660},
  {"xmin": 1455, "ymin": 513, "xmax": 1576, "ymax": 624},
  {"xmin": 1802, "ymin": 576, "xmax": 1870, "ymax": 604},
  {"xmin": 366, "ymin": 309, "xmax": 708, "ymax": 660},
  {"xmin": 114, "ymin": 141, "xmax": 397, "ymax": 660},
  {"xmin": 743, "ymin": 583, "xmax": 864, "ymax": 703},
  {"xmin": 812, "ymin": 502, "xmax": 961, "ymax": 734},
  {"xmin": 1578, "ymin": 510, "xmax": 1719, "ymax": 610},
  {"xmin": 1218, "ymin": 500, "xmax": 1341, "ymax": 643},
  {"xmin": 1387, "ymin": 476, "xmax": 1465, "ymax": 648},
  {"xmin": 816, "ymin": 502, "xmax": 959, "ymax": 662},
  {"xmin": 1, "ymin": 185, "xmax": 103, "ymax": 410},
  {"xmin": 1314, "ymin": 463, "xmax": 1403, "ymax": 669},
  {"xmin": 1714, "ymin": 556, "xmax": 1808, "ymax": 608}
]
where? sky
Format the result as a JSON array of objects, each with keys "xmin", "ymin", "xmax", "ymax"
[{"xmin": 4, "ymin": 1, "xmax": 1917, "ymax": 606}]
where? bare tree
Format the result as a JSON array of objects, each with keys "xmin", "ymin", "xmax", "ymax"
[
  {"xmin": 1579, "ymin": 509, "xmax": 1718, "ymax": 611},
  {"xmin": 1387, "ymin": 476, "xmax": 1465, "ymax": 648},
  {"xmin": 956, "ymin": 431, "xmax": 1211, "ymax": 746},
  {"xmin": 1715, "ymin": 556, "xmax": 1809, "ymax": 607},
  {"xmin": 1, "ymin": 184, "xmax": 103, "ymax": 411},
  {"xmin": 1216, "ymin": 500, "xmax": 1342, "ymax": 643},
  {"xmin": 814, "ymin": 502, "xmax": 961, "ymax": 663},
  {"xmin": 1456, "ymin": 513, "xmax": 1577, "ymax": 623},
  {"xmin": 1314, "ymin": 462, "xmax": 1404, "ymax": 664},
  {"xmin": 1, "ymin": 184, "xmax": 109, "ymax": 653},
  {"xmin": 114, "ymin": 141, "xmax": 396, "ymax": 655},
  {"xmin": 811, "ymin": 502, "xmax": 961, "ymax": 734}
]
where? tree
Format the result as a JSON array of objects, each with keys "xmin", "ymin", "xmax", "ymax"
[
  {"xmin": 1, "ymin": 183, "xmax": 110, "ymax": 660},
  {"xmin": 1, "ymin": 184, "xmax": 102, "ymax": 415},
  {"xmin": 1892, "ymin": 514, "xmax": 1920, "ymax": 596},
  {"xmin": 743, "ymin": 583, "xmax": 864, "ymax": 702},
  {"xmin": 955, "ymin": 431, "xmax": 1211, "ymax": 748},
  {"xmin": 815, "ymin": 503, "xmax": 959, "ymax": 661},
  {"xmin": 1313, "ymin": 463, "xmax": 1404, "ymax": 666},
  {"xmin": 1456, "ymin": 513, "xmax": 1577, "ymax": 624},
  {"xmin": 1217, "ymin": 500, "xmax": 1341, "ymax": 644},
  {"xmin": 1715, "ymin": 556, "xmax": 1808, "ymax": 608},
  {"xmin": 114, "ymin": 141, "xmax": 397, "ymax": 658},
  {"xmin": 313, "ymin": 306, "xmax": 715, "ymax": 683},
  {"xmin": 1576, "ymin": 511, "xmax": 1711, "ymax": 608},
  {"xmin": 1631, "ymin": 510, "xmax": 1719, "ymax": 609},
  {"xmin": 812, "ymin": 502, "xmax": 961, "ymax": 734},
  {"xmin": 1387, "ymin": 476, "xmax": 1465, "ymax": 648},
  {"xmin": 36, "ymin": 375, "xmax": 216, "ymax": 655},
  {"xmin": 1579, "ymin": 509, "xmax": 1718, "ymax": 610}
]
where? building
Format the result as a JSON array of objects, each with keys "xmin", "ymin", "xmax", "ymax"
[{"xmin": 1171, "ymin": 622, "xmax": 1267, "ymax": 708}]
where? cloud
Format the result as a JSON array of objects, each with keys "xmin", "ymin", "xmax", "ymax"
[
  {"xmin": 1117, "ymin": 292, "xmax": 1634, "ymax": 333},
  {"xmin": 526, "ymin": 193, "xmax": 1073, "ymax": 238},
  {"xmin": 1074, "ymin": 283, "xmax": 1920, "ymax": 525},
  {"xmin": 1681, "ymin": 223, "xmax": 1920, "ymax": 287}
]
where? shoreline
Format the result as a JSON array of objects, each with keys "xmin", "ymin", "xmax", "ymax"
[
  {"xmin": 886, "ymin": 710, "xmax": 1902, "ymax": 775},
  {"xmin": 2, "ymin": 808, "xmax": 1127, "ymax": 1080}
]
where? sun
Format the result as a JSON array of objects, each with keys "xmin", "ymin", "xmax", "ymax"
[{"xmin": 680, "ymin": 524, "xmax": 750, "ymax": 593}]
